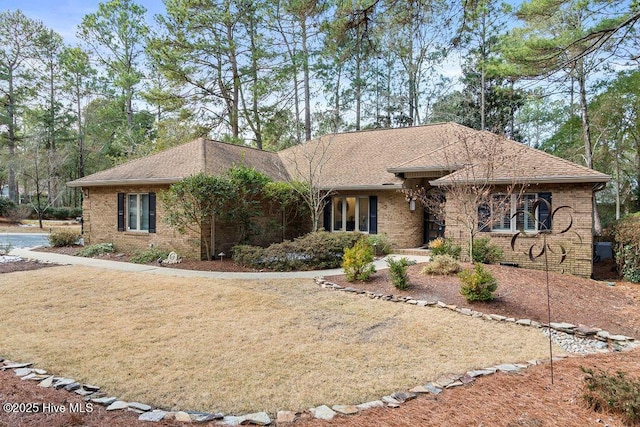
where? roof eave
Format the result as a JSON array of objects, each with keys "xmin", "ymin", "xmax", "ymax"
[
  {"xmin": 318, "ymin": 184, "xmax": 403, "ymax": 191},
  {"xmin": 430, "ymin": 175, "xmax": 611, "ymax": 187},
  {"xmin": 67, "ymin": 178, "xmax": 182, "ymax": 188}
]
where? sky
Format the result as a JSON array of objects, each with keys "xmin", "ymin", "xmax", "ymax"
[{"xmin": 1, "ymin": 0, "xmax": 164, "ymax": 44}]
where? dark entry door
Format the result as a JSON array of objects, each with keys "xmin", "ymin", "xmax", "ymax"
[{"xmin": 423, "ymin": 208, "xmax": 445, "ymax": 245}]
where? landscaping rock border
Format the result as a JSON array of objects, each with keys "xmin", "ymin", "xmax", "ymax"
[{"xmin": 2, "ymin": 277, "xmax": 637, "ymax": 425}]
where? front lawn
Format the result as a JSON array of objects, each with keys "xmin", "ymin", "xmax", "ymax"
[{"xmin": 0, "ymin": 266, "xmax": 557, "ymax": 415}]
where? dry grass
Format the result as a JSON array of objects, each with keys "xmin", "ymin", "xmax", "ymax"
[
  {"xmin": 0, "ymin": 219, "xmax": 81, "ymax": 234},
  {"xmin": 0, "ymin": 266, "xmax": 561, "ymax": 415}
]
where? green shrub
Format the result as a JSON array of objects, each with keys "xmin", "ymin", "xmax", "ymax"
[
  {"xmin": 421, "ymin": 254, "xmax": 461, "ymax": 275},
  {"xmin": 614, "ymin": 213, "xmax": 640, "ymax": 282},
  {"xmin": 342, "ymin": 239, "xmax": 376, "ymax": 281},
  {"xmin": 48, "ymin": 230, "xmax": 80, "ymax": 247},
  {"xmin": 50, "ymin": 207, "xmax": 71, "ymax": 220},
  {"xmin": 233, "ymin": 231, "xmax": 362, "ymax": 271},
  {"xmin": 428, "ymin": 237, "xmax": 462, "ymax": 259},
  {"xmin": 366, "ymin": 233, "xmax": 392, "ymax": 256},
  {"xmin": 582, "ymin": 367, "xmax": 640, "ymax": 425},
  {"xmin": 458, "ymin": 263, "xmax": 498, "ymax": 302},
  {"xmin": 75, "ymin": 243, "xmax": 115, "ymax": 257},
  {"xmin": 130, "ymin": 247, "xmax": 170, "ymax": 264},
  {"xmin": 471, "ymin": 237, "xmax": 503, "ymax": 264},
  {"xmin": 70, "ymin": 207, "xmax": 83, "ymax": 219},
  {"xmin": 0, "ymin": 198, "xmax": 16, "ymax": 217},
  {"xmin": 387, "ymin": 257, "xmax": 411, "ymax": 290}
]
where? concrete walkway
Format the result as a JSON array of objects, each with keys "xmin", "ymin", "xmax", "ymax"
[{"xmin": 9, "ymin": 247, "xmax": 431, "ymax": 280}]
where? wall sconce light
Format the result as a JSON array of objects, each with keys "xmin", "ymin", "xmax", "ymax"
[
  {"xmin": 82, "ymin": 188, "xmax": 89, "ymax": 198},
  {"xmin": 409, "ymin": 199, "xmax": 416, "ymax": 212}
]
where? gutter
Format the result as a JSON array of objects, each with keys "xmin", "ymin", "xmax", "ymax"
[{"xmin": 67, "ymin": 178, "xmax": 183, "ymax": 188}]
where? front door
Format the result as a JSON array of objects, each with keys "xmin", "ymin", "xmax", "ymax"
[{"xmin": 423, "ymin": 207, "xmax": 445, "ymax": 245}]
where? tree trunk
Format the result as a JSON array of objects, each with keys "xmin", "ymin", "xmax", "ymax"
[{"xmin": 301, "ymin": 14, "xmax": 311, "ymax": 141}]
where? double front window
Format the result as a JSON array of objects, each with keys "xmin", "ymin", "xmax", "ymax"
[{"xmin": 332, "ymin": 196, "xmax": 370, "ymax": 232}]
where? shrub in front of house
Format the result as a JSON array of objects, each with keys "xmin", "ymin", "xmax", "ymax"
[
  {"xmin": 48, "ymin": 230, "xmax": 81, "ymax": 247},
  {"xmin": 421, "ymin": 254, "xmax": 461, "ymax": 275},
  {"xmin": 614, "ymin": 213, "xmax": 640, "ymax": 283},
  {"xmin": 233, "ymin": 231, "xmax": 362, "ymax": 271},
  {"xmin": 387, "ymin": 257, "xmax": 412, "ymax": 290},
  {"xmin": 458, "ymin": 263, "xmax": 498, "ymax": 302},
  {"xmin": 366, "ymin": 233, "xmax": 392, "ymax": 256},
  {"xmin": 75, "ymin": 243, "xmax": 115, "ymax": 257},
  {"xmin": 582, "ymin": 367, "xmax": 640, "ymax": 425},
  {"xmin": 428, "ymin": 237, "xmax": 462, "ymax": 259},
  {"xmin": 342, "ymin": 239, "xmax": 376, "ymax": 282},
  {"xmin": 472, "ymin": 237, "xmax": 503, "ymax": 264},
  {"xmin": 130, "ymin": 247, "xmax": 171, "ymax": 264}
]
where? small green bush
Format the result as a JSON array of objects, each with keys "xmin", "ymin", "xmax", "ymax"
[
  {"xmin": 387, "ymin": 257, "xmax": 411, "ymax": 290},
  {"xmin": 48, "ymin": 230, "xmax": 80, "ymax": 247},
  {"xmin": 0, "ymin": 198, "xmax": 16, "ymax": 217},
  {"xmin": 428, "ymin": 237, "xmax": 462, "ymax": 259},
  {"xmin": 342, "ymin": 239, "xmax": 376, "ymax": 281},
  {"xmin": 50, "ymin": 207, "xmax": 71, "ymax": 220},
  {"xmin": 582, "ymin": 367, "xmax": 640, "ymax": 425},
  {"xmin": 75, "ymin": 243, "xmax": 115, "ymax": 257},
  {"xmin": 421, "ymin": 254, "xmax": 461, "ymax": 275},
  {"xmin": 233, "ymin": 231, "xmax": 362, "ymax": 271},
  {"xmin": 472, "ymin": 237, "xmax": 503, "ymax": 264},
  {"xmin": 366, "ymin": 233, "xmax": 392, "ymax": 256},
  {"xmin": 458, "ymin": 263, "xmax": 498, "ymax": 302},
  {"xmin": 130, "ymin": 247, "xmax": 170, "ymax": 264}
]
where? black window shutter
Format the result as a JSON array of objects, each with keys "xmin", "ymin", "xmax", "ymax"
[
  {"xmin": 369, "ymin": 196, "xmax": 378, "ymax": 234},
  {"xmin": 323, "ymin": 199, "xmax": 332, "ymax": 231},
  {"xmin": 478, "ymin": 203, "xmax": 490, "ymax": 232},
  {"xmin": 117, "ymin": 193, "xmax": 125, "ymax": 231},
  {"xmin": 148, "ymin": 192, "xmax": 156, "ymax": 233},
  {"xmin": 538, "ymin": 192, "xmax": 552, "ymax": 231}
]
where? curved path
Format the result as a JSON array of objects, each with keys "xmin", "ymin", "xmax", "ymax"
[{"xmin": 9, "ymin": 247, "xmax": 431, "ymax": 279}]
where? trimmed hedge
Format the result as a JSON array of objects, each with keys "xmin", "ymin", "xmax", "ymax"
[{"xmin": 233, "ymin": 231, "xmax": 363, "ymax": 271}]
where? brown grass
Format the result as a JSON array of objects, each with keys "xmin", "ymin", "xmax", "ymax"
[
  {"xmin": 0, "ymin": 266, "xmax": 562, "ymax": 415},
  {"xmin": 0, "ymin": 219, "xmax": 81, "ymax": 234}
]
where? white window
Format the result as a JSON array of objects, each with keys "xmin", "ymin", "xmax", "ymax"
[
  {"xmin": 490, "ymin": 194, "xmax": 538, "ymax": 232},
  {"xmin": 127, "ymin": 193, "xmax": 150, "ymax": 231},
  {"xmin": 332, "ymin": 196, "xmax": 370, "ymax": 232}
]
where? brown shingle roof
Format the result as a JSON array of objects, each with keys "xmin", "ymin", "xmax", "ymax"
[
  {"xmin": 68, "ymin": 123, "xmax": 609, "ymax": 189},
  {"xmin": 68, "ymin": 138, "xmax": 289, "ymax": 187}
]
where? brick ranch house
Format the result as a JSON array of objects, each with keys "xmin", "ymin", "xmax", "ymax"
[{"xmin": 68, "ymin": 122, "xmax": 609, "ymax": 277}]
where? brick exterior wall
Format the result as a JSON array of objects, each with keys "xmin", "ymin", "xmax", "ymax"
[
  {"xmin": 321, "ymin": 190, "xmax": 423, "ymax": 249},
  {"xmin": 444, "ymin": 183, "xmax": 595, "ymax": 278},
  {"xmin": 82, "ymin": 186, "xmax": 310, "ymax": 260}
]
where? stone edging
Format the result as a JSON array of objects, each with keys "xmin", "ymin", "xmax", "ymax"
[{"xmin": 1, "ymin": 277, "xmax": 637, "ymax": 426}]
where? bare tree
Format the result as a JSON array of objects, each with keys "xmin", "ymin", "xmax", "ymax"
[
  {"xmin": 402, "ymin": 131, "xmax": 528, "ymax": 260},
  {"xmin": 281, "ymin": 135, "xmax": 335, "ymax": 231}
]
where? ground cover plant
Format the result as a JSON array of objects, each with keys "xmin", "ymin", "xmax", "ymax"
[
  {"xmin": 129, "ymin": 246, "xmax": 170, "ymax": 264},
  {"xmin": 582, "ymin": 368, "xmax": 640, "ymax": 425},
  {"xmin": 0, "ymin": 266, "xmax": 557, "ymax": 415},
  {"xmin": 421, "ymin": 254, "xmax": 461, "ymax": 275},
  {"xmin": 75, "ymin": 242, "xmax": 114, "ymax": 257}
]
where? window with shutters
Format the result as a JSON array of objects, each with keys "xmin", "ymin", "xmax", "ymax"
[
  {"xmin": 331, "ymin": 196, "xmax": 372, "ymax": 233},
  {"xmin": 127, "ymin": 193, "xmax": 150, "ymax": 231}
]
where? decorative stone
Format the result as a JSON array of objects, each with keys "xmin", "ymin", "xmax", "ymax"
[
  {"xmin": 425, "ymin": 383, "xmax": 442, "ymax": 394},
  {"xmin": 174, "ymin": 411, "xmax": 192, "ymax": 422},
  {"xmin": 609, "ymin": 334, "xmax": 632, "ymax": 342},
  {"xmin": 467, "ymin": 369, "xmax": 494, "ymax": 377},
  {"xmin": 2, "ymin": 362, "xmax": 33, "ymax": 370},
  {"xmin": 505, "ymin": 318, "xmax": 516, "ymax": 322},
  {"xmin": 495, "ymin": 364, "xmax": 520, "ymax": 372},
  {"xmin": 382, "ymin": 395, "xmax": 401, "ymax": 405},
  {"xmin": 457, "ymin": 308, "xmax": 473, "ymax": 316},
  {"xmin": 356, "ymin": 400, "xmax": 384, "ymax": 411},
  {"xmin": 32, "ymin": 368, "xmax": 47, "ymax": 375},
  {"xmin": 127, "ymin": 402, "xmax": 152, "ymax": 412},
  {"xmin": 515, "ymin": 319, "xmax": 531, "ymax": 326},
  {"xmin": 435, "ymin": 375, "xmax": 459, "ymax": 387},
  {"xmin": 38, "ymin": 376, "xmax": 54, "ymax": 388},
  {"xmin": 20, "ymin": 373, "xmax": 37, "ymax": 380},
  {"xmin": 391, "ymin": 391, "xmax": 417, "ymax": 403},
  {"xmin": 489, "ymin": 314, "xmax": 506, "ymax": 321},
  {"xmin": 53, "ymin": 378, "xmax": 76, "ymax": 389},
  {"xmin": 106, "ymin": 401, "xmax": 129, "ymax": 411},
  {"xmin": 550, "ymin": 322, "xmax": 576, "ymax": 330},
  {"xmin": 64, "ymin": 382, "xmax": 81, "ymax": 391},
  {"xmin": 191, "ymin": 412, "xmax": 224, "ymax": 422},
  {"xmin": 332, "ymin": 405, "xmax": 359, "ymax": 415},
  {"xmin": 436, "ymin": 301, "xmax": 447, "ymax": 308},
  {"xmin": 74, "ymin": 387, "xmax": 95, "ymax": 396},
  {"xmin": 219, "ymin": 416, "xmax": 244, "ymax": 426},
  {"xmin": 276, "ymin": 411, "xmax": 296, "ymax": 423},
  {"xmin": 460, "ymin": 375, "xmax": 475, "ymax": 384},
  {"xmin": 310, "ymin": 405, "xmax": 336, "ymax": 420},
  {"xmin": 446, "ymin": 380, "xmax": 464, "ymax": 388},
  {"xmin": 409, "ymin": 385, "xmax": 431, "ymax": 393},
  {"xmin": 83, "ymin": 384, "xmax": 100, "ymax": 392},
  {"xmin": 91, "ymin": 397, "xmax": 117, "ymax": 406},
  {"xmin": 139, "ymin": 410, "xmax": 167, "ymax": 422},
  {"xmin": 13, "ymin": 368, "xmax": 32, "ymax": 377},
  {"xmin": 240, "ymin": 412, "xmax": 271, "ymax": 425},
  {"xmin": 531, "ymin": 321, "xmax": 542, "ymax": 327}
]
